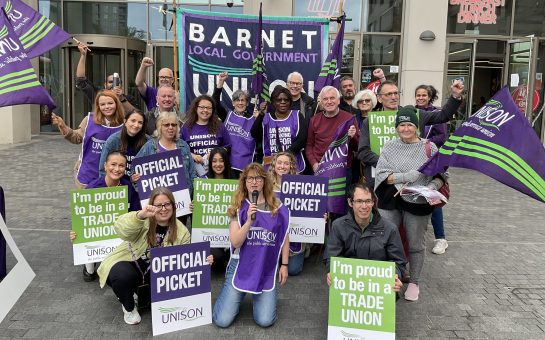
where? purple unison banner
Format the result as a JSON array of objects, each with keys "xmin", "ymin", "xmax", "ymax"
[
  {"xmin": 1, "ymin": 0, "xmax": 70, "ymax": 58},
  {"xmin": 420, "ymin": 86, "xmax": 545, "ymax": 203},
  {"xmin": 132, "ymin": 150, "xmax": 191, "ymax": 216},
  {"xmin": 177, "ymin": 8, "xmax": 329, "ymax": 111},
  {"xmin": 150, "ymin": 242, "xmax": 212, "ymax": 336},
  {"xmin": 0, "ymin": 9, "xmax": 55, "ymax": 109},
  {"xmin": 280, "ymin": 174, "xmax": 328, "ymax": 243},
  {"xmin": 315, "ymin": 119, "xmax": 354, "ymax": 215}
]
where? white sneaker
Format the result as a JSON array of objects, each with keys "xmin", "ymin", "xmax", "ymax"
[
  {"xmin": 432, "ymin": 239, "xmax": 448, "ymax": 255},
  {"xmin": 122, "ymin": 305, "xmax": 141, "ymax": 325}
]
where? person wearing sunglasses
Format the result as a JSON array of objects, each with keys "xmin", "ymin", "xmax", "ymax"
[
  {"xmin": 97, "ymin": 187, "xmax": 212, "ymax": 325},
  {"xmin": 135, "ymin": 111, "xmax": 197, "ymax": 195},
  {"xmin": 251, "ymin": 86, "xmax": 307, "ymax": 173},
  {"xmin": 324, "ymin": 183, "xmax": 405, "ymax": 292}
]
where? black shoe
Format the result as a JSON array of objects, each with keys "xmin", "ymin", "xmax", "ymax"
[{"xmin": 82, "ymin": 265, "xmax": 97, "ymax": 282}]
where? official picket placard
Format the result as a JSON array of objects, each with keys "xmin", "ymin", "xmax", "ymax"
[
  {"xmin": 150, "ymin": 242, "xmax": 212, "ymax": 336},
  {"xmin": 71, "ymin": 186, "xmax": 128, "ymax": 265},
  {"xmin": 368, "ymin": 111, "xmax": 398, "ymax": 155},
  {"xmin": 280, "ymin": 174, "xmax": 328, "ymax": 243},
  {"xmin": 328, "ymin": 257, "xmax": 396, "ymax": 340},
  {"xmin": 132, "ymin": 150, "xmax": 191, "ymax": 217},
  {"xmin": 178, "ymin": 8, "xmax": 329, "ymax": 111},
  {"xmin": 191, "ymin": 178, "xmax": 238, "ymax": 247}
]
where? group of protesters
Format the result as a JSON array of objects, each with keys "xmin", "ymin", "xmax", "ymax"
[{"xmin": 52, "ymin": 40, "xmax": 464, "ymax": 327}]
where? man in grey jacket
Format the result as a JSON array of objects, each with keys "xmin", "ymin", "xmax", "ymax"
[{"xmin": 324, "ymin": 183, "xmax": 406, "ymax": 291}]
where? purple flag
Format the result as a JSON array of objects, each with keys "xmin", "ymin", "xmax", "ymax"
[
  {"xmin": 0, "ymin": 9, "xmax": 55, "ymax": 109},
  {"xmin": 420, "ymin": 86, "xmax": 545, "ymax": 203},
  {"xmin": 315, "ymin": 118, "xmax": 353, "ymax": 214},
  {"xmin": 1, "ymin": 0, "xmax": 70, "ymax": 58},
  {"xmin": 250, "ymin": 3, "xmax": 270, "ymax": 104},
  {"xmin": 314, "ymin": 14, "xmax": 345, "ymax": 95}
]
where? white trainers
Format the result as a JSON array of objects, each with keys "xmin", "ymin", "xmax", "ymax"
[
  {"xmin": 432, "ymin": 239, "xmax": 448, "ymax": 255},
  {"xmin": 122, "ymin": 305, "xmax": 141, "ymax": 325}
]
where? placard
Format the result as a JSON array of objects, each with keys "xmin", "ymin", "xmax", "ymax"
[
  {"xmin": 191, "ymin": 178, "xmax": 238, "ymax": 247},
  {"xmin": 150, "ymin": 242, "xmax": 212, "ymax": 336},
  {"xmin": 328, "ymin": 257, "xmax": 396, "ymax": 340},
  {"xmin": 280, "ymin": 174, "xmax": 328, "ymax": 243},
  {"xmin": 71, "ymin": 186, "xmax": 128, "ymax": 265},
  {"xmin": 133, "ymin": 150, "xmax": 191, "ymax": 217}
]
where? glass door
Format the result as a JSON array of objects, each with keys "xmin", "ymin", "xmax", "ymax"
[
  {"xmin": 62, "ymin": 35, "xmax": 146, "ymax": 129},
  {"xmin": 445, "ymin": 39, "xmax": 477, "ymax": 128},
  {"xmin": 534, "ymin": 41, "xmax": 545, "ymax": 142},
  {"xmin": 505, "ymin": 38, "xmax": 537, "ymax": 119}
]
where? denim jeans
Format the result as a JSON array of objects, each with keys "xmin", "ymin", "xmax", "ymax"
[
  {"xmin": 212, "ymin": 258, "xmax": 278, "ymax": 328},
  {"xmin": 431, "ymin": 207, "xmax": 445, "ymax": 239},
  {"xmin": 288, "ymin": 251, "xmax": 305, "ymax": 276}
]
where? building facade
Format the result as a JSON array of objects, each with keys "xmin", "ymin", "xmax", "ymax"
[{"xmin": 1, "ymin": 0, "xmax": 544, "ymax": 144}]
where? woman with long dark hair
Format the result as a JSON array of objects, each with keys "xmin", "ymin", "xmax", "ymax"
[
  {"xmin": 181, "ymin": 94, "xmax": 231, "ymax": 173},
  {"xmin": 99, "ymin": 110, "xmax": 150, "ymax": 180},
  {"xmin": 98, "ymin": 187, "xmax": 212, "ymax": 325},
  {"xmin": 414, "ymin": 85, "xmax": 449, "ymax": 255}
]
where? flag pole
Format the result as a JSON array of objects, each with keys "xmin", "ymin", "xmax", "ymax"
[
  {"xmin": 172, "ymin": 0, "xmax": 179, "ymax": 98},
  {"xmin": 338, "ymin": 0, "xmax": 344, "ymax": 33}
]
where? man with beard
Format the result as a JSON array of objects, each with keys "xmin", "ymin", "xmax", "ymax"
[{"xmin": 339, "ymin": 76, "xmax": 362, "ymax": 116}]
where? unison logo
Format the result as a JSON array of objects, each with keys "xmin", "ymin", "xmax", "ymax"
[
  {"xmin": 159, "ymin": 306, "xmax": 204, "ymax": 323},
  {"xmin": 247, "ymin": 226, "xmax": 277, "ymax": 243},
  {"xmin": 341, "ymin": 330, "xmax": 363, "ymax": 340},
  {"xmin": 471, "ymin": 99, "xmax": 515, "ymax": 131},
  {"xmin": 202, "ymin": 231, "xmax": 229, "ymax": 242}
]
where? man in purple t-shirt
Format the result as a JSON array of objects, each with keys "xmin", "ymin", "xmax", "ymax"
[{"xmin": 135, "ymin": 57, "xmax": 179, "ymax": 110}]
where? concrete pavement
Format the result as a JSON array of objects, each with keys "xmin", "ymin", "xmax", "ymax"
[{"xmin": 1, "ymin": 135, "xmax": 544, "ymax": 339}]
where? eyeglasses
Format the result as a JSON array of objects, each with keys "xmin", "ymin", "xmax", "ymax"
[
  {"xmin": 162, "ymin": 123, "xmax": 177, "ymax": 128},
  {"xmin": 275, "ymin": 97, "xmax": 290, "ymax": 103},
  {"xmin": 352, "ymin": 199, "xmax": 374, "ymax": 206},
  {"xmin": 153, "ymin": 202, "xmax": 173, "ymax": 210},
  {"xmin": 288, "ymin": 81, "xmax": 302, "ymax": 87},
  {"xmin": 379, "ymin": 91, "xmax": 400, "ymax": 97},
  {"xmin": 159, "ymin": 76, "xmax": 173, "ymax": 80},
  {"xmin": 358, "ymin": 99, "xmax": 372, "ymax": 104},
  {"xmin": 234, "ymin": 98, "xmax": 247, "ymax": 103},
  {"xmin": 198, "ymin": 105, "xmax": 213, "ymax": 111},
  {"xmin": 246, "ymin": 176, "xmax": 264, "ymax": 183}
]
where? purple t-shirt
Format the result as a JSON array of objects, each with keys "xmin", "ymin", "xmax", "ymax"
[
  {"xmin": 142, "ymin": 86, "xmax": 158, "ymax": 111},
  {"xmin": 180, "ymin": 123, "xmax": 231, "ymax": 156}
]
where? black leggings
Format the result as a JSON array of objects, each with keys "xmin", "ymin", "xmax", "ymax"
[{"xmin": 107, "ymin": 261, "xmax": 150, "ymax": 311}]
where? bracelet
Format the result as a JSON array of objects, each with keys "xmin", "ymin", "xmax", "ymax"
[
  {"xmin": 281, "ymin": 263, "xmax": 288, "ymax": 266},
  {"xmin": 120, "ymin": 98, "xmax": 128, "ymax": 103}
]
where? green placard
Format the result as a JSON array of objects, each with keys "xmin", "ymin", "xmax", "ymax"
[
  {"xmin": 368, "ymin": 110, "xmax": 398, "ymax": 155},
  {"xmin": 70, "ymin": 186, "xmax": 128, "ymax": 244},
  {"xmin": 192, "ymin": 178, "xmax": 238, "ymax": 229},
  {"xmin": 328, "ymin": 257, "xmax": 395, "ymax": 334}
]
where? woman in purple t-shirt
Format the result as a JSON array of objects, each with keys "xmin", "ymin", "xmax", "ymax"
[{"xmin": 181, "ymin": 95, "xmax": 231, "ymax": 175}]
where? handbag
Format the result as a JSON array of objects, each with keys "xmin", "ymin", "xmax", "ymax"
[{"xmin": 425, "ymin": 141, "xmax": 450, "ymax": 208}]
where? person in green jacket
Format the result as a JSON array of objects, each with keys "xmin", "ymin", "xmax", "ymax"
[{"xmin": 97, "ymin": 186, "xmax": 212, "ymax": 325}]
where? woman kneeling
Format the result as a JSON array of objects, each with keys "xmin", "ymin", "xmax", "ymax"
[{"xmin": 213, "ymin": 163, "xmax": 290, "ymax": 328}]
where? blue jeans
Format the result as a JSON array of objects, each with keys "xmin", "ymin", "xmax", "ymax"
[
  {"xmin": 288, "ymin": 251, "xmax": 304, "ymax": 276},
  {"xmin": 431, "ymin": 207, "xmax": 446, "ymax": 239},
  {"xmin": 212, "ymin": 258, "xmax": 278, "ymax": 328}
]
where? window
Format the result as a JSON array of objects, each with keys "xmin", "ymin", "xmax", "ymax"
[{"xmin": 447, "ymin": 0, "xmax": 512, "ymax": 35}]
